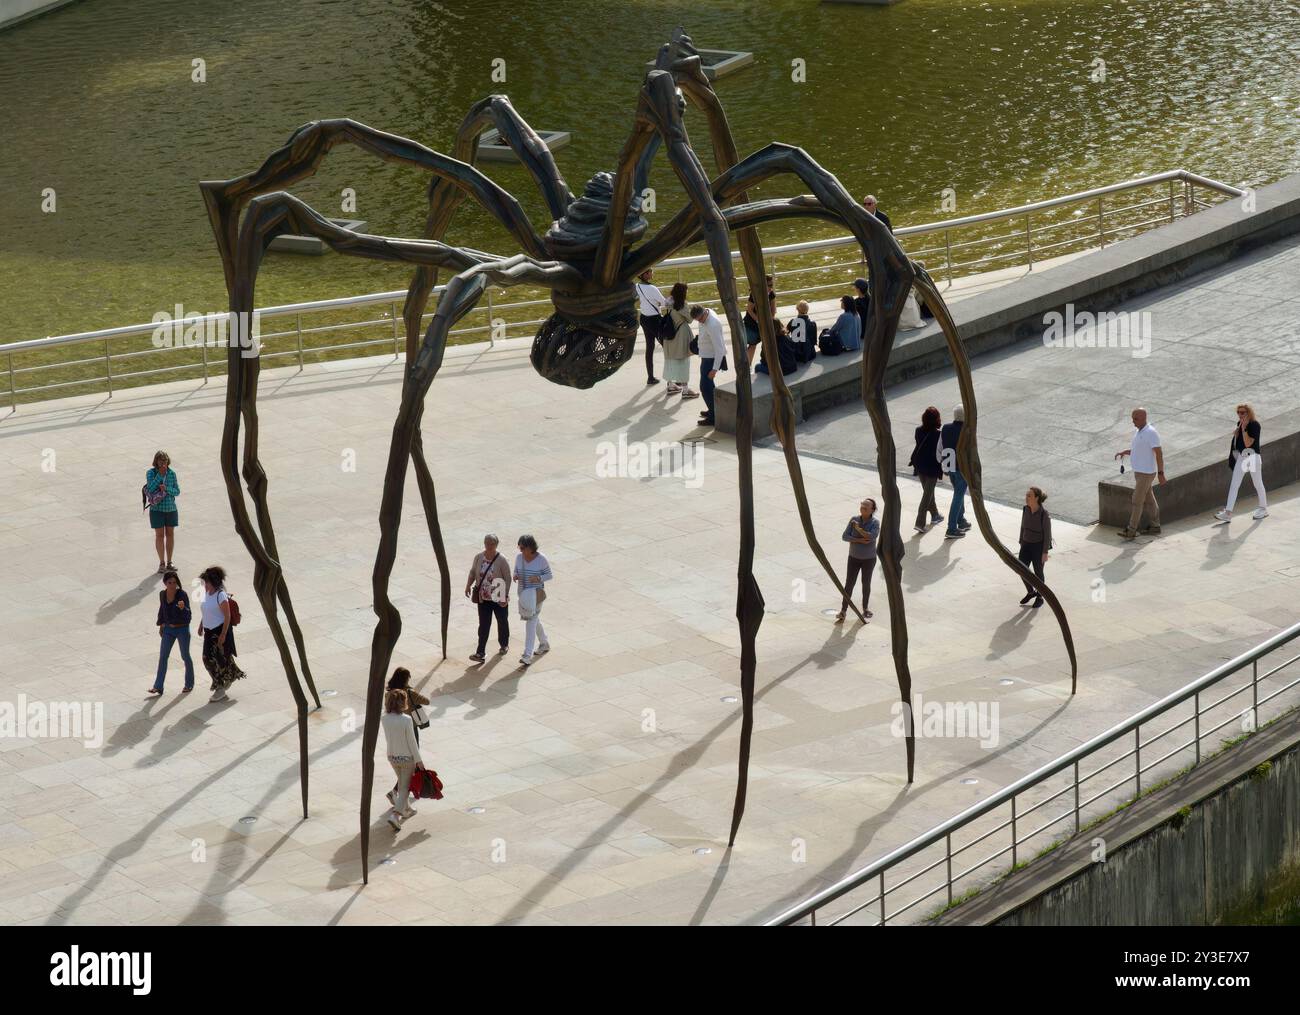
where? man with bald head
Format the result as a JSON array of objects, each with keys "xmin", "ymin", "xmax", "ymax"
[{"xmin": 1114, "ymin": 407, "xmax": 1165, "ymax": 539}]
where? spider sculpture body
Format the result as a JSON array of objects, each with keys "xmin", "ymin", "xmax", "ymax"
[{"xmin": 201, "ymin": 29, "xmax": 1076, "ymax": 882}]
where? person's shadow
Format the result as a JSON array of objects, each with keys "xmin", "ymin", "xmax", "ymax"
[
  {"xmin": 1201, "ymin": 519, "xmax": 1262, "ymax": 571},
  {"xmin": 987, "ymin": 608, "xmax": 1037, "ymax": 661},
  {"xmin": 96, "ymin": 573, "xmax": 159, "ymax": 625}
]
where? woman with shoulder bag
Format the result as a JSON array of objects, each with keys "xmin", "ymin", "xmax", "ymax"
[
  {"xmin": 144, "ymin": 451, "xmax": 180, "ymax": 573},
  {"xmin": 1216, "ymin": 403, "xmax": 1269, "ymax": 522},
  {"xmin": 150, "ymin": 569, "xmax": 195, "ymax": 695},
  {"xmin": 197, "ymin": 565, "xmax": 245, "ymax": 702},
  {"xmin": 662, "ymin": 282, "xmax": 698, "ymax": 399},
  {"xmin": 466, "ymin": 533, "xmax": 512, "ymax": 662},
  {"xmin": 514, "ymin": 534, "xmax": 554, "ymax": 668},
  {"xmin": 381, "ymin": 689, "xmax": 424, "ymax": 831}
]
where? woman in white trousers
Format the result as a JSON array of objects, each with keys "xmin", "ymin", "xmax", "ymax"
[
  {"xmin": 1216, "ymin": 403, "xmax": 1268, "ymax": 522},
  {"xmin": 514, "ymin": 534, "xmax": 554, "ymax": 667}
]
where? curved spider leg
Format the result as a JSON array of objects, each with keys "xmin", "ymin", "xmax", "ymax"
[
  {"xmin": 201, "ymin": 120, "xmax": 543, "ymax": 691},
  {"xmin": 223, "ymin": 195, "xmax": 491, "ymax": 819},
  {"xmin": 359, "ymin": 253, "xmax": 584, "ymax": 883},
  {"xmin": 668, "ymin": 67, "xmax": 868, "ymax": 625},
  {"xmin": 634, "ymin": 70, "xmax": 767, "ymax": 846},
  {"xmin": 912, "ymin": 266, "xmax": 1078, "ymax": 691},
  {"xmin": 399, "ymin": 96, "xmax": 575, "ymax": 659}
]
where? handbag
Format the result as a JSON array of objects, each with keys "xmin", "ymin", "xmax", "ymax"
[
  {"xmin": 143, "ymin": 472, "xmax": 168, "ymax": 510},
  {"xmin": 411, "ymin": 704, "xmax": 430, "ymax": 730},
  {"xmin": 408, "ymin": 768, "xmax": 444, "ymax": 801},
  {"xmin": 518, "ymin": 586, "xmax": 538, "ymax": 620}
]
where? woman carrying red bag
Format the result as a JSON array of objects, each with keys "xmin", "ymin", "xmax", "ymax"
[{"xmin": 381, "ymin": 689, "xmax": 424, "ymax": 832}]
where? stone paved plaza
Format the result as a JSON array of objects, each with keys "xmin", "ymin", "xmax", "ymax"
[{"xmin": 1, "ymin": 265, "xmax": 1298, "ymax": 925}]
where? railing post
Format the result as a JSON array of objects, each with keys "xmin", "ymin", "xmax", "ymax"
[
  {"xmin": 104, "ymin": 339, "xmax": 113, "ymax": 397},
  {"xmin": 200, "ymin": 332, "xmax": 209, "ymax": 383},
  {"xmin": 1025, "ymin": 214, "xmax": 1033, "ymax": 269},
  {"xmin": 945, "ymin": 834, "xmax": 953, "ymax": 904},
  {"xmin": 943, "ymin": 229, "xmax": 953, "ymax": 284},
  {"xmin": 1097, "ymin": 195, "xmax": 1106, "ymax": 248},
  {"xmin": 7, "ymin": 354, "xmax": 15, "ymax": 411},
  {"xmin": 809, "ymin": 908, "xmax": 816, "ymax": 927},
  {"xmin": 1073, "ymin": 762, "xmax": 1080, "ymax": 834},
  {"xmin": 391, "ymin": 301, "xmax": 400, "ymax": 359},
  {"xmin": 1168, "ymin": 179, "xmax": 1177, "ymax": 223},
  {"xmin": 1194, "ymin": 692, "xmax": 1201, "ymax": 764},
  {"xmin": 879, "ymin": 872, "xmax": 886, "ymax": 926},
  {"xmin": 1010, "ymin": 797, "xmax": 1018, "ymax": 866},
  {"xmin": 1135, "ymin": 727, "xmax": 1142, "ymax": 795},
  {"xmin": 486, "ymin": 289, "xmax": 496, "ymax": 348},
  {"xmin": 1184, "ymin": 180, "xmax": 1194, "ymax": 217},
  {"xmin": 297, "ymin": 313, "xmax": 306, "ymax": 371},
  {"xmin": 1253, "ymin": 659, "xmax": 1259, "ymax": 728}
]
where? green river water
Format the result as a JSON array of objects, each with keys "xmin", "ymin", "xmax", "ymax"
[{"xmin": 1, "ymin": 0, "xmax": 1298, "ymax": 345}]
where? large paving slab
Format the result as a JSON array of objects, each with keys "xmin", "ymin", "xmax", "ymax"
[
  {"xmin": 788, "ymin": 233, "xmax": 1300, "ymax": 523},
  {"xmin": 1, "ymin": 298, "xmax": 1298, "ymax": 925}
]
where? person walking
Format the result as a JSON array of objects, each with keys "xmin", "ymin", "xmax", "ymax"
[
  {"xmin": 1216, "ymin": 403, "xmax": 1269, "ymax": 522},
  {"xmin": 662, "ymin": 282, "xmax": 698, "ymax": 399},
  {"xmin": 466, "ymin": 534, "xmax": 512, "ymax": 662},
  {"xmin": 909, "ymin": 406, "xmax": 945, "ymax": 531},
  {"xmin": 386, "ymin": 667, "xmax": 429, "ymax": 741},
  {"xmin": 197, "ymin": 565, "xmax": 245, "ymax": 702},
  {"xmin": 940, "ymin": 406, "xmax": 971, "ymax": 538},
  {"xmin": 381, "ymin": 688, "xmax": 424, "ymax": 832},
  {"xmin": 1017, "ymin": 487, "xmax": 1053, "ymax": 609},
  {"xmin": 150, "ymin": 569, "xmax": 195, "ymax": 695},
  {"xmin": 852, "ymin": 278, "xmax": 871, "ymax": 341},
  {"xmin": 691, "ymin": 304, "xmax": 728, "ymax": 429},
  {"xmin": 836, "ymin": 498, "xmax": 880, "ymax": 622},
  {"xmin": 634, "ymin": 269, "xmax": 667, "ymax": 385},
  {"xmin": 514, "ymin": 535, "xmax": 554, "ymax": 667},
  {"xmin": 144, "ymin": 451, "xmax": 180, "ymax": 573},
  {"xmin": 1114, "ymin": 407, "xmax": 1164, "ymax": 540}
]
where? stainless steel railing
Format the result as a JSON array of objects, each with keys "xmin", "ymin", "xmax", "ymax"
[
  {"xmin": 0, "ymin": 169, "xmax": 1243, "ymax": 409},
  {"xmin": 766, "ymin": 618, "xmax": 1300, "ymax": 926}
]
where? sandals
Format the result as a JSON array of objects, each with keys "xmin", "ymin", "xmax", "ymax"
[{"xmin": 146, "ymin": 687, "xmax": 163, "ymax": 696}]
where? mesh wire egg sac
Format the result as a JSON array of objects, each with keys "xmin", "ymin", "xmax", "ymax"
[{"xmin": 530, "ymin": 309, "xmax": 637, "ymax": 389}]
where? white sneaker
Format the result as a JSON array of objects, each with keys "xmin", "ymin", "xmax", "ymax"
[
  {"xmin": 519, "ymin": 655, "xmax": 533, "ymax": 667},
  {"xmin": 1253, "ymin": 507, "xmax": 1269, "ymax": 520},
  {"xmin": 209, "ymin": 687, "xmax": 228, "ymax": 702},
  {"xmin": 535, "ymin": 643, "xmax": 550, "ymax": 657},
  {"xmin": 1214, "ymin": 509, "xmax": 1231, "ymax": 522}
]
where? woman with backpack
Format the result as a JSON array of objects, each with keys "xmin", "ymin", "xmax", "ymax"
[
  {"xmin": 144, "ymin": 451, "xmax": 180, "ymax": 573},
  {"xmin": 662, "ymin": 282, "xmax": 698, "ymax": 400},
  {"xmin": 197, "ymin": 565, "xmax": 245, "ymax": 702}
]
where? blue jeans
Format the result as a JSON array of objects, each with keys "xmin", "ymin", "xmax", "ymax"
[
  {"xmin": 155, "ymin": 626, "xmax": 195, "ymax": 690},
  {"xmin": 700, "ymin": 358, "xmax": 717, "ymax": 419},
  {"xmin": 947, "ymin": 471, "xmax": 968, "ymax": 534}
]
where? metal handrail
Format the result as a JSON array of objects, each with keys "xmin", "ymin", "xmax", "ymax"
[
  {"xmin": 766, "ymin": 618, "xmax": 1300, "ymax": 926},
  {"xmin": 1, "ymin": 169, "xmax": 1242, "ymax": 407}
]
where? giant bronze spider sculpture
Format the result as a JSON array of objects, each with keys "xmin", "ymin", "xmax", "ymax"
[{"xmin": 201, "ymin": 30, "xmax": 1076, "ymax": 882}]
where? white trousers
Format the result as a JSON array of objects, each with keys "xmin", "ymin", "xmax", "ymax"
[
  {"xmin": 1225, "ymin": 450, "xmax": 1266, "ymax": 512},
  {"xmin": 524, "ymin": 610, "xmax": 548, "ymax": 657}
]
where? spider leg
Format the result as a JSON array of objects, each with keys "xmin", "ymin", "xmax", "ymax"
[
  {"xmin": 633, "ymin": 71, "xmax": 768, "ymax": 846},
  {"xmin": 399, "ymin": 96, "xmax": 574, "ymax": 659},
  {"xmin": 912, "ymin": 266, "xmax": 1079, "ymax": 690},
  {"xmin": 359, "ymin": 253, "xmax": 583, "ymax": 883}
]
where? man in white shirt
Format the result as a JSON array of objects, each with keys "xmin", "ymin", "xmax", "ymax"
[
  {"xmin": 1114, "ymin": 406, "xmax": 1165, "ymax": 539},
  {"xmin": 690, "ymin": 304, "xmax": 728, "ymax": 429},
  {"xmin": 634, "ymin": 268, "xmax": 667, "ymax": 386}
]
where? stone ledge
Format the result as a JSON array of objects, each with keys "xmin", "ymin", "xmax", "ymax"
[{"xmin": 715, "ymin": 173, "xmax": 1300, "ymax": 440}]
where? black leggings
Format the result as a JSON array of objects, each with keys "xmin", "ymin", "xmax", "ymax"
[
  {"xmin": 638, "ymin": 314, "xmax": 658, "ymax": 379},
  {"xmin": 842, "ymin": 556, "xmax": 876, "ymax": 613},
  {"xmin": 1018, "ymin": 541, "xmax": 1045, "ymax": 595}
]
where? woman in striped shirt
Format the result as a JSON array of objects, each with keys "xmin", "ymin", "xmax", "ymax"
[{"xmin": 513, "ymin": 534, "xmax": 553, "ymax": 667}]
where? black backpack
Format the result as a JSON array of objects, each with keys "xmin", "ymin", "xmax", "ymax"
[{"xmin": 818, "ymin": 328, "xmax": 844, "ymax": 356}]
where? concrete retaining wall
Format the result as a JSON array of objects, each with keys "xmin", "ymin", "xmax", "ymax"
[
  {"xmin": 716, "ymin": 173, "xmax": 1300, "ymax": 440},
  {"xmin": 0, "ymin": 0, "xmax": 78, "ymax": 30}
]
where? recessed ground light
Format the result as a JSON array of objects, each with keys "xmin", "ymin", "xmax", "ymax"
[
  {"xmin": 820, "ymin": 608, "xmax": 840, "ymax": 617},
  {"xmin": 960, "ymin": 778, "xmax": 979, "ymax": 786},
  {"xmin": 998, "ymin": 679, "xmax": 1015, "ymax": 686},
  {"xmin": 379, "ymin": 857, "xmax": 397, "ymax": 866},
  {"xmin": 468, "ymin": 806, "xmax": 486, "ymax": 815},
  {"xmin": 694, "ymin": 847, "xmax": 713, "ymax": 855},
  {"xmin": 721, "ymin": 696, "xmax": 739, "ymax": 704},
  {"xmin": 239, "ymin": 815, "xmax": 258, "ymax": 824},
  {"xmin": 322, "ymin": 689, "xmax": 339, "ymax": 697}
]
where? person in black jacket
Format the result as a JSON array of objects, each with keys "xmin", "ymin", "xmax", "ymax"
[
  {"xmin": 909, "ymin": 406, "xmax": 945, "ymax": 531},
  {"xmin": 787, "ymin": 301, "xmax": 818, "ymax": 363},
  {"xmin": 151, "ymin": 569, "xmax": 195, "ymax": 694},
  {"xmin": 1216, "ymin": 403, "xmax": 1269, "ymax": 522},
  {"xmin": 863, "ymin": 194, "xmax": 892, "ymax": 233},
  {"xmin": 1018, "ymin": 487, "xmax": 1053, "ymax": 609},
  {"xmin": 853, "ymin": 277, "xmax": 871, "ymax": 339},
  {"xmin": 939, "ymin": 406, "xmax": 971, "ymax": 538}
]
